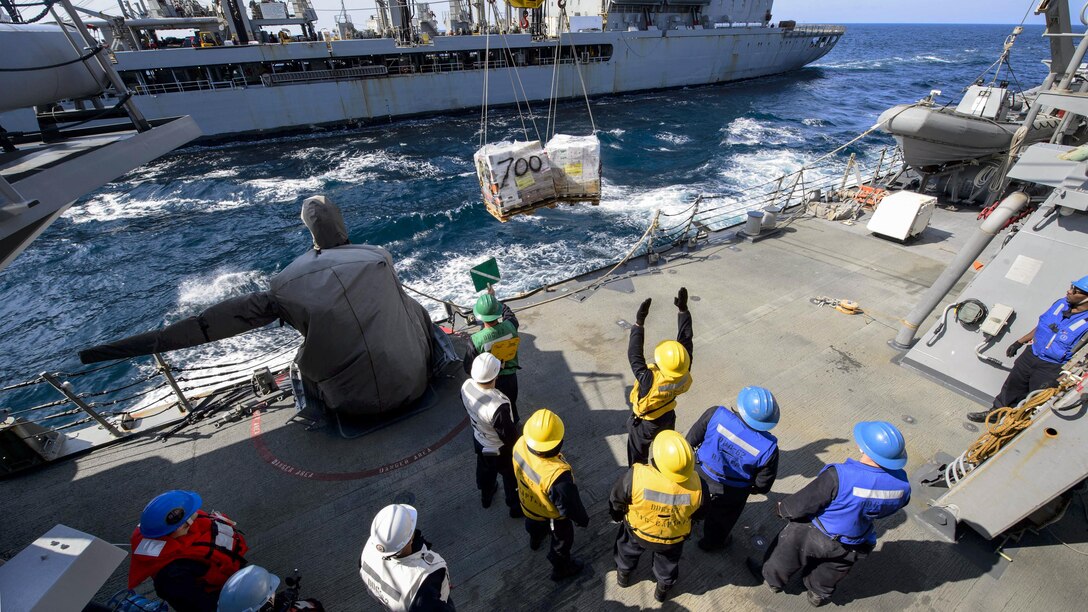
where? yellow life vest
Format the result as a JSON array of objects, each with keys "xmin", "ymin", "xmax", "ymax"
[
  {"xmin": 628, "ymin": 366, "xmax": 692, "ymax": 420},
  {"xmin": 626, "ymin": 464, "xmax": 703, "ymax": 544},
  {"xmin": 512, "ymin": 437, "xmax": 571, "ymax": 521}
]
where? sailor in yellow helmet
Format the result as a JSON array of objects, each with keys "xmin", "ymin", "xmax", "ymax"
[
  {"xmin": 626, "ymin": 288, "xmax": 694, "ymax": 466},
  {"xmin": 609, "ymin": 430, "xmax": 703, "ymax": 603},
  {"xmin": 511, "ymin": 409, "xmax": 591, "ymax": 581}
]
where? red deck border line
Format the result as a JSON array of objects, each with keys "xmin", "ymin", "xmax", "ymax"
[{"xmin": 250, "ymin": 410, "xmax": 470, "ymax": 481}]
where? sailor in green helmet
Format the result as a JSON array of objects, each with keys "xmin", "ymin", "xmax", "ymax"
[{"xmin": 463, "ymin": 285, "xmax": 522, "ymax": 422}]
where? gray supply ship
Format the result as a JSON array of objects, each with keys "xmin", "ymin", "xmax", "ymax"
[{"xmin": 0, "ymin": 0, "xmax": 842, "ymax": 140}]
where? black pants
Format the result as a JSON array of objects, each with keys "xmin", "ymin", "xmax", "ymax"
[
  {"xmin": 525, "ymin": 518, "xmax": 576, "ymax": 571},
  {"xmin": 475, "ymin": 447, "xmax": 518, "ymax": 509},
  {"xmin": 761, "ymin": 521, "xmax": 872, "ymax": 600},
  {"xmin": 700, "ymin": 484, "xmax": 750, "ymax": 547},
  {"xmin": 613, "ymin": 523, "xmax": 684, "ymax": 588},
  {"xmin": 992, "ymin": 350, "xmax": 1063, "ymax": 410},
  {"xmin": 626, "ymin": 410, "xmax": 676, "ymax": 466},
  {"xmin": 496, "ymin": 373, "xmax": 519, "ymax": 423}
]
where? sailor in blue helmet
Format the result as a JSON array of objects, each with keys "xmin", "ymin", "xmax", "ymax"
[
  {"xmin": 685, "ymin": 386, "xmax": 780, "ymax": 551},
  {"xmin": 968, "ymin": 276, "xmax": 1088, "ymax": 422},
  {"xmin": 748, "ymin": 421, "xmax": 911, "ymax": 607},
  {"xmin": 128, "ymin": 490, "xmax": 248, "ymax": 612}
]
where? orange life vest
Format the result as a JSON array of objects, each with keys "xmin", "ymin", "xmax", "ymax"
[{"xmin": 128, "ymin": 511, "xmax": 248, "ymax": 590}]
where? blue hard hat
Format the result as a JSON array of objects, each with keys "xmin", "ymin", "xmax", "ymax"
[
  {"xmin": 853, "ymin": 421, "xmax": 908, "ymax": 470},
  {"xmin": 139, "ymin": 490, "xmax": 202, "ymax": 538},
  {"xmin": 1073, "ymin": 275, "xmax": 1088, "ymax": 293},
  {"xmin": 736, "ymin": 386, "xmax": 780, "ymax": 431},
  {"xmin": 218, "ymin": 565, "xmax": 280, "ymax": 612}
]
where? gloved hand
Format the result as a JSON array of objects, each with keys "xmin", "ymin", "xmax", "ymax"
[
  {"xmin": 674, "ymin": 287, "xmax": 688, "ymax": 312},
  {"xmin": 609, "ymin": 507, "xmax": 625, "ymax": 523},
  {"xmin": 1006, "ymin": 341, "xmax": 1024, "ymax": 358},
  {"xmin": 635, "ymin": 298, "xmax": 652, "ymax": 326}
]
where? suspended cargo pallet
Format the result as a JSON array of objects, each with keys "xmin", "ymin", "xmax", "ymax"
[{"xmin": 474, "ymin": 135, "xmax": 602, "ymax": 222}]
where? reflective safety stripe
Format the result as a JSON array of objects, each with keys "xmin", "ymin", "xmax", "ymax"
[
  {"xmin": 214, "ymin": 523, "xmax": 235, "ymax": 549},
  {"xmin": 716, "ymin": 423, "xmax": 760, "ymax": 456},
  {"xmin": 1071, "ymin": 319, "xmax": 1087, "ymax": 332},
  {"xmin": 134, "ymin": 539, "xmax": 166, "ymax": 557},
  {"xmin": 361, "ymin": 562, "xmax": 402, "ymax": 600},
  {"xmin": 852, "ymin": 487, "xmax": 905, "ymax": 500},
  {"xmin": 514, "ymin": 452, "xmax": 540, "ymax": 484},
  {"xmin": 658, "ymin": 376, "xmax": 690, "ymax": 392},
  {"xmin": 642, "ymin": 489, "xmax": 692, "ymax": 506}
]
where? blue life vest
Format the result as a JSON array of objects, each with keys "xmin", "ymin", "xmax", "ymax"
[
  {"xmin": 695, "ymin": 407, "xmax": 777, "ymax": 488},
  {"xmin": 813, "ymin": 459, "xmax": 910, "ymax": 545},
  {"xmin": 1031, "ymin": 298, "xmax": 1088, "ymax": 364}
]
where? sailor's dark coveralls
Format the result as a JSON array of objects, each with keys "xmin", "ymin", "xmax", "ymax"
[
  {"xmin": 685, "ymin": 406, "xmax": 779, "ymax": 548},
  {"xmin": 992, "ymin": 298, "xmax": 1088, "ymax": 410},
  {"xmin": 463, "ymin": 302, "xmax": 521, "ymax": 422},
  {"xmin": 627, "ymin": 311, "xmax": 693, "ymax": 465},
  {"xmin": 760, "ymin": 462, "xmax": 909, "ymax": 602}
]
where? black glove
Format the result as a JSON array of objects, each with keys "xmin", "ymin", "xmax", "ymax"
[
  {"xmin": 609, "ymin": 507, "xmax": 625, "ymax": 523},
  {"xmin": 674, "ymin": 287, "xmax": 688, "ymax": 312},
  {"xmin": 635, "ymin": 298, "xmax": 651, "ymax": 326},
  {"xmin": 1006, "ymin": 341, "xmax": 1024, "ymax": 358}
]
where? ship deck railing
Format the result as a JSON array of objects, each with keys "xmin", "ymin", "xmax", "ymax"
[
  {"xmin": 133, "ymin": 77, "xmax": 248, "ymax": 95},
  {"xmin": 785, "ymin": 25, "xmax": 847, "ymax": 37}
]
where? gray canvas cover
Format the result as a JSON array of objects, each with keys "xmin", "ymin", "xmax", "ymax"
[{"xmin": 79, "ymin": 197, "xmax": 433, "ymax": 418}]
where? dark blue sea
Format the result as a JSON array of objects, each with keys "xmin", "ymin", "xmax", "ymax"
[{"xmin": 0, "ymin": 24, "xmax": 1056, "ymax": 417}]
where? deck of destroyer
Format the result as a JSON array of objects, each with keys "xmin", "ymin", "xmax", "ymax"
[{"xmin": 2, "ymin": 207, "xmax": 1085, "ymax": 611}]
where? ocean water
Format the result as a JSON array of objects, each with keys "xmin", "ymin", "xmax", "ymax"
[{"xmin": 0, "ymin": 24, "xmax": 1055, "ymax": 416}]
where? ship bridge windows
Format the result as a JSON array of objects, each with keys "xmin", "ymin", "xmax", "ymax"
[{"xmin": 119, "ymin": 44, "xmax": 614, "ymax": 94}]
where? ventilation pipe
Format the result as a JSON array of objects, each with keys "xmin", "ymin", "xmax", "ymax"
[{"xmin": 892, "ymin": 191, "xmax": 1029, "ymax": 349}]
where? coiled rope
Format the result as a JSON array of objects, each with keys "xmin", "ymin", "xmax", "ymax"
[{"xmin": 964, "ymin": 382, "xmax": 1070, "ymax": 465}]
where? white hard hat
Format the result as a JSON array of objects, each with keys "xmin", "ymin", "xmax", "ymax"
[
  {"xmin": 471, "ymin": 353, "xmax": 501, "ymax": 384},
  {"xmin": 218, "ymin": 565, "xmax": 280, "ymax": 612},
  {"xmin": 370, "ymin": 504, "xmax": 417, "ymax": 555}
]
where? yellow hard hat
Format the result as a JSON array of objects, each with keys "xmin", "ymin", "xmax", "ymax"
[
  {"xmin": 653, "ymin": 340, "xmax": 690, "ymax": 377},
  {"xmin": 524, "ymin": 408, "xmax": 564, "ymax": 453},
  {"xmin": 651, "ymin": 430, "xmax": 695, "ymax": 483}
]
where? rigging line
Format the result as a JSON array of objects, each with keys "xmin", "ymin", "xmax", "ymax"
[
  {"xmin": 59, "ymin": 358, "xmax": 130, "ymax": 378},
  {"xmin": 480, "ymin": 11, "xmax": 492, "ymax": 148},
  {"xmin": 91, "ymin": 381, "xmax": 172, "ymax": 407},
  {"xmin": 561, "ymin": 9, "xmax": 596, "ymax": 133},
  {"xmin": 492, "ymin": 5, "xmax": 531, "ymax": 141},
  {"xmin": 402, "ymin": 283, "xmax": 471, "ymax": 313},
  {"xmin": 548, "ymin": 21, "xmax": 562, "ymax": 140},
  {"xmin": 492, "ymin": 3, "xmax": 542, "ymax": 142},
  {"xmin": 0, "ymin": 377, "xmax": 45, "ymax": 392}
]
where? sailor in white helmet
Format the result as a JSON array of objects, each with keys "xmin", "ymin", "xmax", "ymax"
[
  {"xmin": 461, "ymin": 352, "xmax": 521, "ymax": 517},
  {"xmin": 360, "ymin": 504, "xmax": 454, "ymax": 612}
]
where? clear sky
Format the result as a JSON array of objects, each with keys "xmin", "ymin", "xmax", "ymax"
[{"xmin": 47, "ymin": 0, "xmax": 1080, "ymax": 32}]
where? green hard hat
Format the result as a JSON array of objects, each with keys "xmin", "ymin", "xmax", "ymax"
[{"xmin": 474, "ymin": 293, "xmax": 502, "ymax": 322}]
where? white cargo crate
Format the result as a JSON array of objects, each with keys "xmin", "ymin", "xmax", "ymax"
[
  {"xmin": 546, "ymin": 134, "xmax": 601, "ymax": 199},
  {"xmin": 474, "ymin": 140, "xmax": 557, "ymax": 214}
]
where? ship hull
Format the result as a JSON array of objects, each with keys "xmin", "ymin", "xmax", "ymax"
[{"xmin": 112, "ymin": 27, "xmax": 841, "ymax": 139}]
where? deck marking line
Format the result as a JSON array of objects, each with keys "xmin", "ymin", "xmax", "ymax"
[{"xmin": 250, "ymin": 410, "xmax": 470, "ymax": 481}]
